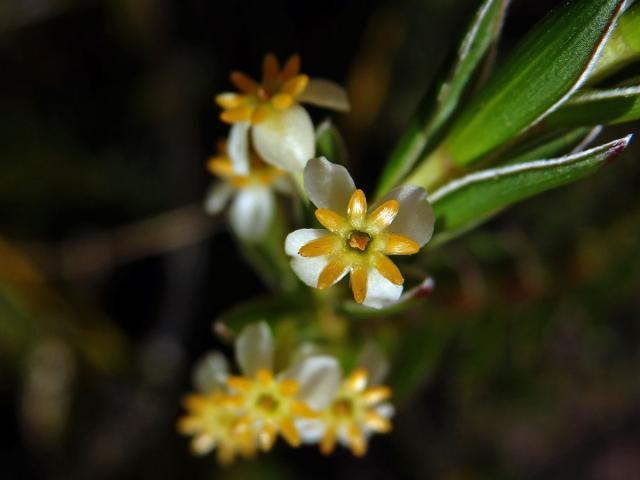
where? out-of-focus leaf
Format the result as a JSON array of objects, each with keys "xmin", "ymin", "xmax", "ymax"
[
  {"xmin": 315, "ymin": 119, "xmax": 348, "ymax": 165},
  {"xmin": 428, "ymin": 136, "xmax": 632, "ymax": 245},
  {"xmin": 375, "ymin": 0, "xmax": 510, "ymax": 197},
  {"xmin": 432, "ymin": 0, "xmax": 626, "ymax": 169},
  {"xmin": 545, "ymin": 86, "xmax": 640, "ymax": 127},
  {"xmin": 588, "ymin": 2, "xmax": 640, "ymax": 84},
  {"xmin": 0, "ymin": 236, "xmax": 129, "ymax": 374},
  {"xmin": 391, "ymin": 316, "xmax": 457, "ymax": 401},
  {"xmin": 216, "ymin": 295, "xmax": 305, "ymax": 332}
]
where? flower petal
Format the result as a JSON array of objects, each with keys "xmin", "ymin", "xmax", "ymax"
[
  {"xmin": 295, "ymin": 418, "xmax": 325, "ymax": 444},
  {"xmin": 203, "ymin": 182, "xmax": 233, "ymax": 215},
  {"xmin": 285, "ymin": 229, "xmax": 333, "ymax": 287},
  {"xmin": 298, "ymin": 78, "xmax": 350, "ymax": 112},
  {"xmin": 280, "ymin": 355, "xmax": 342, "ymax": 410},
  {"xmin": 192, "ymin": 351, "xmax": 230, "ymax": 392},
  {"xmin": 235, "ymin": 321, "xmax": 274, "ymax": 377},
  {"xmin": 362, "ymin": 267, "xmax": 403, "ymax": 309},
  {"xmin": 303, "ymin": 157, "xmax": 355, "ymax": 213},
  {"xmin": 373, "ymin": 185, "xmax": 434, "ymax": 247},
  {"xmin": 228, "ymin": 121, "xmax": 251, "ymax": 175},
  {"xmin": 229, "ymin": 186, "xmax": 274, "ymax": 241},
  {"xmin": 252, "ymin": 104, "xmax": 315, "ymax": 173}
]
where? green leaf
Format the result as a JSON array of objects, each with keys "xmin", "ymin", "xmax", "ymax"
[
  {"xmin": 215, "ymin": 294, "xmax": 312, "ymax": 335},
  {"xmin": 375, "ymin": 0, "xmax": 509, "ymax": 197},
  {"xmin": 434, "ymin": 0, "xmax": 626, "ymax": 169},
  {"xmin": 588, "ymin": 2, "xmax": 640, "ymax": 84},
  {"xmin": 315, "ymin": 119, "xmax": 348, "ymax": 165},
  {"xmin": 429, "ymin": 135, "xmax": 632, "ymax": 246},
  {"xmin": 545, "ymin": 85, "xmax": 640, "ymax": 127},
  {"xmin": 501, "ymin": 127, "xmax": 601, "ymax": 165}
]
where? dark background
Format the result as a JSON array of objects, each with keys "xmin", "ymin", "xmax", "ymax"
[{"xmin": 1, "ymin": 0, "xmax": 639, "ymax": 478}]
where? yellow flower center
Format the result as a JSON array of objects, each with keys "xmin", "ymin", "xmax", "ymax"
[
  {"xmin": 224, "ymin": 369, "xmax": 317, "ymax": 452},
  {"xmin": 318, "ymin": 368, "xmax": 393, "ymax": 457},
  {"xmin": 215, "ymin": 53, "xmax": 309, "ymax": 124},
  {"xmin": 298, "ymin": 189, "xmax": 421, "ymax": 304},
  {"xmin": 256, "ymin": 393, "xmax": 279, "ymax": 413},
  {"xmin": 347, "ymin": 231, "xmax": 371, "ymax": 252}
]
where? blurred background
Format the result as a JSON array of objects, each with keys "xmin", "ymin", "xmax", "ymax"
[{"xmin": 1, "ymin": 0, "xmax": 639, "ymax": 478}]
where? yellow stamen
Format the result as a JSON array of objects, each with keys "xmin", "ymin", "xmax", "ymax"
[
  {"xmin": 350, "ymin": 266, "xmax": 368, "ymax": 304},
  {"xmin": 368, "ymin": 199, "xmax": 399, "ymax": 232},
  {"xmin": 345, "ymin": 368, "xmax": 368, "ymax": 392},
  {"xmin": 282, "ymin": 74, "xmax": 309, "ymax": 97},
  {"xmin": 251, "ymin": 104, "xmax": 270, "ymax": 123},
  {"xmin": 320, "ymin": 425, "xmax": 337, "ymax": 455},
  {"xmin": 262, "ymin": 53, "xmax": 279, "ymax": 83},
  {"xmin": 364, "ymin": 411, "xmax": 392, "ymax": 433},
  {"xmin": 347, "ymin": 425, "xmax": 367, "ymax": 457},
  {"xmin": 315, "ymin": 208, "xmax": 347, "ymax": 233},
  {"xmin": 220, "ymin": 105, "xmax": 253, "ymax": 123},
  {"xmin": 298, "ymin": 235, "xmax": 338, "ymax": 257},
  {"xmin": 347, "ymin": 189, "xmax": 367, "ymax": 226},
  {"xmin": 318, "ymin": 259, "xmax": 348, "ymax": 290},
  {"xmin": 230, "ymin": 71, "xmax": 259, "ymax": 93},
  {"xmin": 374, "ymin": 254, "xmax": 404, "ymax": 285},
  {"xmin": 256, "ymin": 369, "xmax": 273, "ymax": 385},
  {"xmin": 227, "ymin": 376, "xmax": 252, "ymax": 393},
  {"xmin": 384, "ymin": 233, "xmax": 420, "ymax": 255},
  {"xmin": 258, "ymin": 423, "xmax": 277, "ymax": 451},
  {"xmin": 271, "ymin": 92, "xmax": 294, "ymax": 110},
  {"xmin": 281, "ymin": 54, "xmax": 301, "ymax": 80},
  {"xmin": 279, "ymin": 417, "xmax": 301, "ymax": 447},
  {"xmin": 290, "ymin": 401, "xmax": 317, "ymax": 418},
  {"xmin": 207, "ymin": 157, "xmax": 234, "ymax": 178},
  {"xmin": 362, "ymin": 386, "xmax": 392, "ymax": 405},
  {"xmin": 278, "ymin": 379, "xmax": 300, "ymax": 396},
  {"xmin": 215, "ymin": 92, "xmax": 245, "ymax": 108}
]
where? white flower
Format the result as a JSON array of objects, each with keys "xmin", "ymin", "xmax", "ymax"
[
  {"xmin": 216, "ymin": 53, "xmax": 350, "ymax": 173},
  {"xmin": 204, "ymin": 140, "xmax": 290, "ymax": 242},
  {"xmin": 178, "ymin": 322, "xmax": 341, "ymax": 463},
  {"xmin": 295, "ymin": 341, "xmax": 394, "ymax": 457},
  {"xmin": 285, "ymin": 157, "xmax": 435, "ymax": 308}
]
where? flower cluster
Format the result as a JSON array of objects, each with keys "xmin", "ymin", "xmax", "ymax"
[
  {"xmin": 205, "ymin": 53, "xmax": 351, "ymax": 242},
  {"xmin": 183, "ymin": 53, "xmax": 435, "ymax": 466},
  {"xmin": 178, "ymin": 322, "xmax": 393, "ymax": 465}
]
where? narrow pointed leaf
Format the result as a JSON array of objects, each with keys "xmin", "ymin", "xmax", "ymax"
[
  {"xmin": 546, "ymin": 86, "xmax": 640, "ymax": 127},
  {"xmin": 501, "ymin": 127, "xmax": 602, "ymax": 165},
  {"xmin": 588, "ymin": 3, "xmax": 640, "ymax": 84},
  {"xmin": 438, "ymin": 0, "xmax": 626, "ymax": 168},
  {"xmin": 376, "ymin": 0, "xmax": 509, "ymax": 197},
  {"xmin": 429, "ymin": 136, "xmax": 632, "ymax": 245}
]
